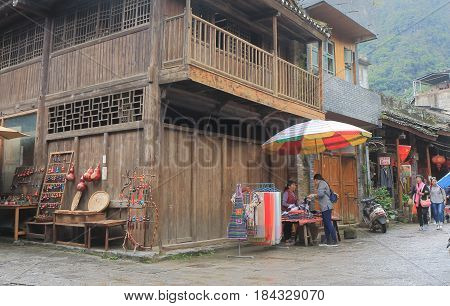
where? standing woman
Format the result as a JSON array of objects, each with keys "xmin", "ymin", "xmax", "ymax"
[
  {"xmin": 430, "ymin": 177, "xmax": 446, "ymax": 230},
  {"xmin": 411, "ymin": 175, "xmax": 430, "ymax": 231},
  {"xmin": 309, "ymin": 174, "xmax": 338, "ymax": 246},
  {"xmin": 281, "ymin": 180, "xmax": 298, "ymax": 242}
]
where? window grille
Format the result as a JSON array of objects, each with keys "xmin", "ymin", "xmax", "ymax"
[
  {"xmin": 48, "ymin": 89, "xmax": 144, "ymax": 134},
  {"xmin": 0, "ymin": 20, "xmax": 45, "ymax": 70},
  {"xmin": 52, "ymin": 0, "xmax": 151, "ymax": 51}
]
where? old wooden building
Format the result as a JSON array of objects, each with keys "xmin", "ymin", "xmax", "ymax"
[{"xmin": 0, "ymin": 0, "xmax": 328, "ymax": 248}]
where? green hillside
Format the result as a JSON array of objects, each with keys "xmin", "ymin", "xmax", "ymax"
[{"xmin": 302, "ymin": 0, "xmax": 450, "ymax": 98}]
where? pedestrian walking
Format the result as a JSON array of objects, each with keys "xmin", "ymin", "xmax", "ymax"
[
  {"xmin": 411, "ymin": 175, "xmax": 430, "ymax": 231},
  {"xmin": 309, "ymin": 174, "xmax": 338, "ymax": 246},
  {"xmin": 427, "ymin": 177, "xmax": 435, "ymax": 224},
  {"xmin": 430, "ymin": 177, "xmax": 446, "ymax": 230}
]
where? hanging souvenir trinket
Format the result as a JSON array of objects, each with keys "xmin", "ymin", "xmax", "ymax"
[{"xmin": 90, "ymin": 163, "xmax": 101, "ymax": 181}]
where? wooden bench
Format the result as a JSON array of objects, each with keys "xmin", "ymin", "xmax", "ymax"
[
  {"xmin": 26, "ymin": 221, "xmax": 53, "ymax": 243},
  {"xmin": 84, "ymin": 220, "xmax": 126, "ymax": 251}
]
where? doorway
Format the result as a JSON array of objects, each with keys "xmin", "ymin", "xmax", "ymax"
[{"xmin": 315, "ymin": 153, "xmax": 359, "ymax": 224}]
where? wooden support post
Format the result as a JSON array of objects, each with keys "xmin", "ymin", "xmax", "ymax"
[
  {"xmin": 184, "ymin": 0, "xmax": 192, "ymax": 66},
  {"xmin": 35, "ymin": 17, "xmax": 52, "ymax": 168},
  {"xmin": 272, "ymin": 15, "xmax": 278, "ymax": 96},
  {"xmin": 146, "ymin": 0, "xmax": 163, "ymax": 252},
  {"xmin": 14, "ymin": 207, "xmax": 20, "ymax": 241},
  {"xmin": 396, "ymin": 137, "xmax": 402, "ymax": 209},
  {"xmin": 221, "ymin": 137, "xmax": 227, "ymax": 237},
  {"xmin": 190, "ymin": 131, "xmax": 198, "ymax": 241},
  {"xmin": 426, "ymin": 144, "xmax": 432, "ymax": 179},
  {"xmin": 317, "ymin": 40, "xmax": 324, "ymax": 109}
]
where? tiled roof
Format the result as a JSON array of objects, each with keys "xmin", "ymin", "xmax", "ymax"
[
  {"xmin": 381, "ymin": 110, "xmax": 439, "ymax": 137},
  {"xmin": 275, "ymin": 0, "xmax": 331, "ymax": 36}
]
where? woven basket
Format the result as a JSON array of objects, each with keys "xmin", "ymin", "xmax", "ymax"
[{"xmin": 87, "ymin": 191, "xmax": 110, "ymax": 212}]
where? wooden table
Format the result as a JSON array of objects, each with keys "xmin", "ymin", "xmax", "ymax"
[
  {"xmin": 0, "ymin": 205, "xmax": 37, "ymax": 241},
  {"xmin": 84, "ymin": 220, "xmax": 126, "ymax": 250},
  {"xmin": 53, "ymin": 210, "xmax": 105, "ymax": 247},
  {"xmin": 282, "ymin": 217, "xmax": 322, "ymax": 246}
]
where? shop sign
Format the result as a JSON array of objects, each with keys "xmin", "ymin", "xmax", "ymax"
[
  {"xmin": 400, "ymin": 165, "xmax": 412, "ymax": 178},
  {"xmin": 378, "ymin": 156, "xmax": 391, "ymax": 166}
]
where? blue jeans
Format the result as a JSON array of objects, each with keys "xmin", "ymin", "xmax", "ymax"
[
  {"xmin": 322, "ymin": 209, "xmax": 337, "ymax": 244},
  {"xmin": 431, "ymin": 202, "xmax": 444, "ymax": 223}
]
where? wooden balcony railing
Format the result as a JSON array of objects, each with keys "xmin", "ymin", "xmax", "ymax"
[
  {"xmin": 277, "ymin": 58, "xmax": 320, "ymax": 109},
  {"xmin": 162, "ymin": 11, "xmax": 321, "ymax": 110}
]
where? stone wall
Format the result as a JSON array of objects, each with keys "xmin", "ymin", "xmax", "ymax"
[{"xmin": 324, "ymin": 75, "xmax": 381, "ymax": 125}]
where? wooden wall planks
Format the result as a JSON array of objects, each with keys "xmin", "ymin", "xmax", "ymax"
[
  {"xmin": 47, "ymin": 30, "xmax": 151, "ymax": 95},
  {"xmin": 46, "ymin": 123, "xmax": 288, "ymax": 246},
  {"xmin": 159, "ymin": 126, "xmax": 288, "ymax": 245},
  {"xmin": 0, "ymin": 62, "xmax": 42, "ymax": 109},
  {"xmin": 47, "ymin": 130, "xmax": 144, "ymax": 211}
]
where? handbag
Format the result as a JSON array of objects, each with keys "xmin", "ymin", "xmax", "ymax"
[
  {"xmin": 419, "ymin": 185, "xmax": 431, "ymax": 208},
  {"xmin": 420, "ymin": 198, "xmax": 431, "ymax": 208}
]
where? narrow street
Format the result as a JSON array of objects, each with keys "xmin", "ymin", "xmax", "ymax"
[{"xmin": 1, "ymin": 224, "xmax": 449, "ymax": 286}]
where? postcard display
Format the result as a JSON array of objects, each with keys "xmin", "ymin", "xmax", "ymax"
[{"xmin": 37, "ymin": 151, "xmax": 74, "ymax": 220}]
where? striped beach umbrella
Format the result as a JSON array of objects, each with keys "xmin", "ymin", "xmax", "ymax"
[{"xmin": 262, "ymin": 120, "xmax": 372, "ymax": 155}]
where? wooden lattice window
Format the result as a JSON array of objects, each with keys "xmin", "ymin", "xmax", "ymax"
[
  {"xmin": 53, "ymin": 0, "xmax": 151, "ymax": 51},
  {"xmin": 48, "ymin": 89, "xmax": 144, "ymax": 134},
  {"xmin": 0, "ymin": 20, "xmax": 45, "ymax": 70}
]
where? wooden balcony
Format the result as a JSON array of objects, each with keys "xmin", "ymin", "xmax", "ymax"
[{"xmin": 160, "ymin": 12, "xmax": 324, "ymax": 119}]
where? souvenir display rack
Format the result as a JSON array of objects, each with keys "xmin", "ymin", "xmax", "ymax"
[
  {"xmin": 36, "ymin": 151, "xmax": 74, "ymax": 221},
  {"xmin": 227, "ymin": 183, "xmax": 282, "ymax": 258},
  {"xmin": 120, "ymin": 167, "xmax": 158, "ymax": 252},
  {"xmin": 0, "ymin": 166, "xmax": 45, "ymax": 206}
]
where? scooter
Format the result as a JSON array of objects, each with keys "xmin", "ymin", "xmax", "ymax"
[{"xmin": 360, "ymin": 197, "xmax": 388, "ymax": 233}]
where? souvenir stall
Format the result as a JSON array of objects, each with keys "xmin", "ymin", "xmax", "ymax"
[
  {"xmin": 227, "ymin": 183, "xmax": 282, "ymax": 258},
  {"xmin": 25, "ymin": 150, "xmax": 121, "ymax": 248},
  {"xmin": 0, "ymin": 126, "xmax": 37, "ymax": 241},
  {"xmin": 260, "ymin": 120, "xmax": 373, "ymax": 245},
  {"xmin": 0, "ymin": 166, "xmax": 45, "ymax": 240},
  {"xmin": 281, "ymin": 199, "xmax": 323, "ymax": 246}
]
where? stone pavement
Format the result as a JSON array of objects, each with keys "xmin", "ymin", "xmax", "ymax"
[{"xmin": 0, "ymin": 223, "xmax": 449, "ymax": 286}]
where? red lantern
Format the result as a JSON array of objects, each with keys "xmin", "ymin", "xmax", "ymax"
[
  {"xmin": 398, "ymin": 145, "xmax": 411, "ymax": 163},
  {"xmin": 432, "ymin": 155, "xmax": 446, "ymax": 170}
]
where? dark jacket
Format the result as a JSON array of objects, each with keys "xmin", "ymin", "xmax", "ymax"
[{"xmin": 410, "ymin": 184, "xmax": 430, "ymax": 202}]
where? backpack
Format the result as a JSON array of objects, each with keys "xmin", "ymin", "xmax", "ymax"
[{"xmin": 324, "ymin": 181, "xmax": 338, "ymax": 204}]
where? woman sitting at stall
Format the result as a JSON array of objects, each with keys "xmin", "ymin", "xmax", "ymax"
[{"xmin": 281, "ymin": 180, "xmax": 298, "ymax": 242}]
